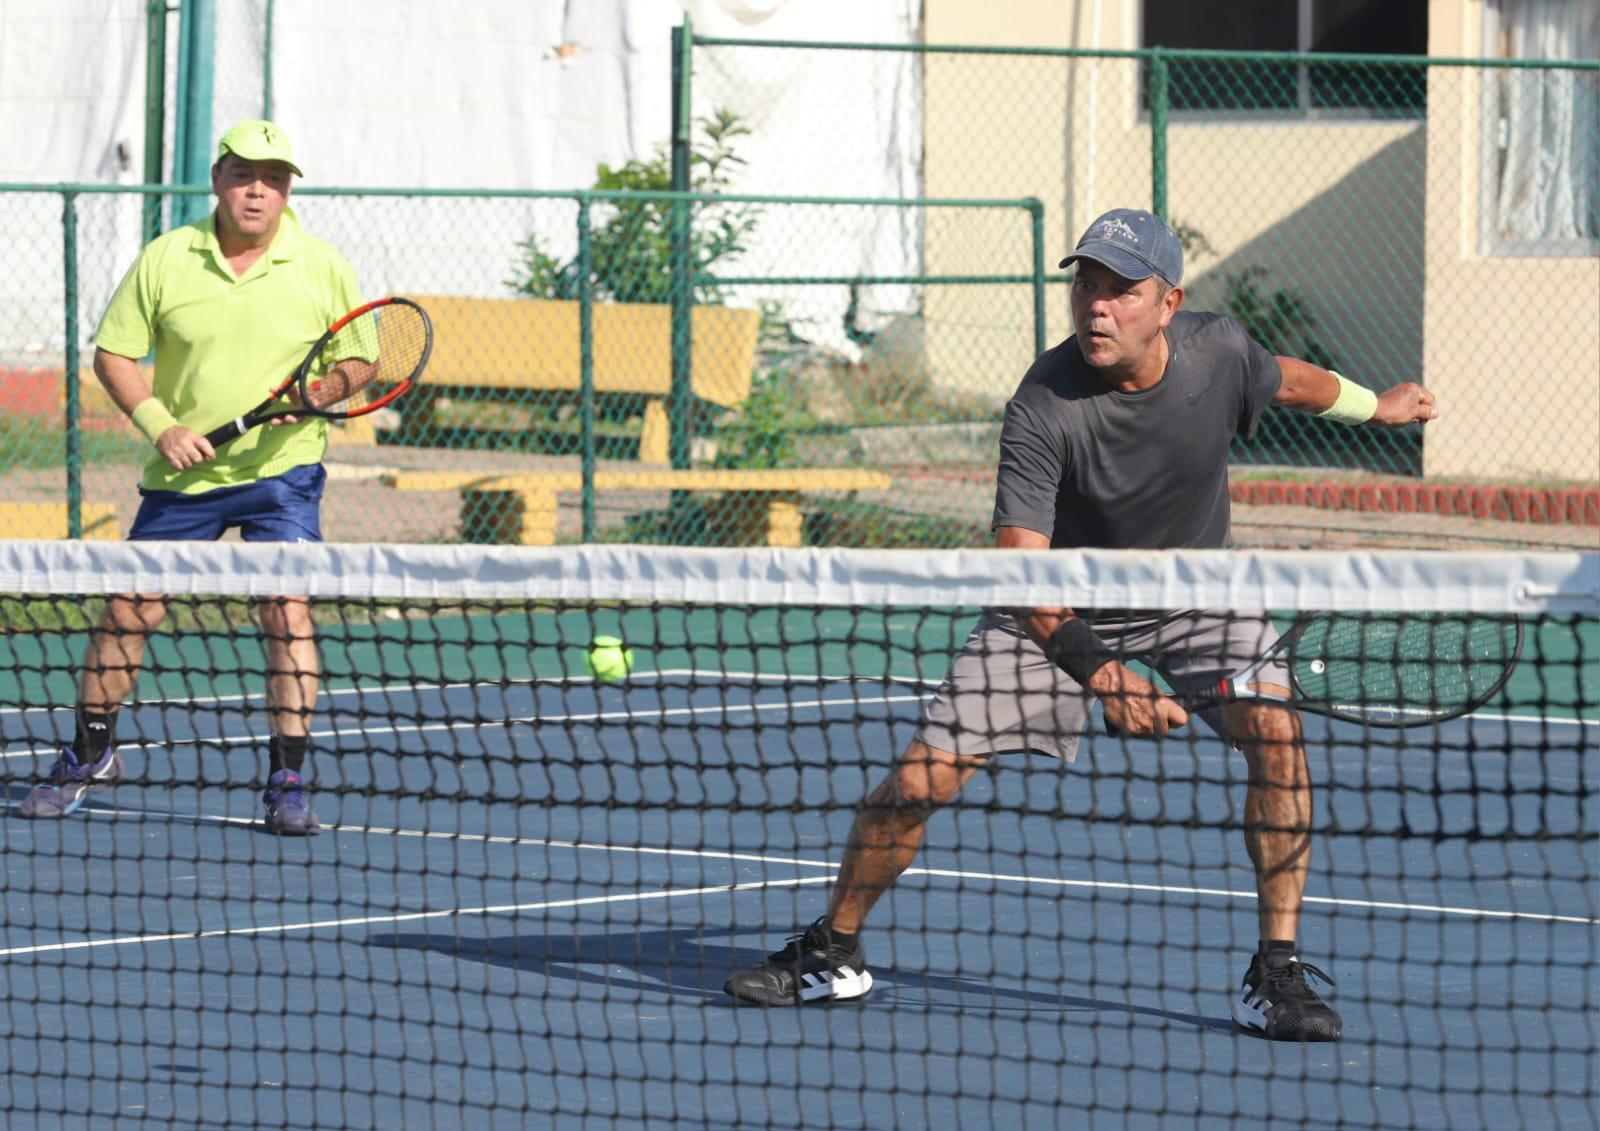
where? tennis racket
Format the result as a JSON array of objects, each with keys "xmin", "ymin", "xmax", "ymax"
[
  {"xmin": 204, "ymin": 296, "xmax": 433, "ymax": 448},
  {"xmin": 1172, "ymin": 612, "xmax": 1524, "ymax": 727}
]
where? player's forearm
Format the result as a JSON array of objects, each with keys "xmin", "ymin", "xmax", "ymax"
[
  {"xmin": 93, "ymin": 348, "xmax": 158, "ymax": 417},
  {"xmin": 1272, "ymin": 357, "xmax": 1342, "ymax": 414},
  {"xmin": 96, "ymin": 348, "xmax": 183, "ymax": 445}
]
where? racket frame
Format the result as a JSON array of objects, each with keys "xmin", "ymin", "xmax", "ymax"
[
  {"xmin": 204, "ymin": 296, "xmax": 432, "ymax": 448},
  {"xmin": 1178, "ymin": 612, "xmax": 1524, "ymax": 728}
]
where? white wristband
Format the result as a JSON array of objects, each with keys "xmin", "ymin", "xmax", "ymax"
[{"xmin": 1316, "ymin": 372, "xmax": 1378, "ymax": 425}]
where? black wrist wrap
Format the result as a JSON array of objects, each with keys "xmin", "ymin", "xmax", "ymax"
[{"xmin": 1044, "ymin": 618, "xmax": 1117, "ymax": 686}]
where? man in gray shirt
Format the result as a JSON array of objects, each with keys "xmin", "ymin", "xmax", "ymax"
[{"xmin": 725, "ymin": 208, "xmax": 1438, "ymax": 1042}]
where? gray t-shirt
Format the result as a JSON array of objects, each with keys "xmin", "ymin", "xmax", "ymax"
[{"xmin": 992, "ymin": 310, "xmax": 1282, "ymax": 550}]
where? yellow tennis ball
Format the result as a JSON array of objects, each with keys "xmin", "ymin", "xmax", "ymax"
[{"xmin": 585, "ymin": 635, "xmax": 633, "ymax": 684}]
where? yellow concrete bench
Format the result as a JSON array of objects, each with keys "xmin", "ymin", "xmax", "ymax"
[
  {"xmin": 0, "ymin": 502, "xmax": 120, "ymax": 540},
  {"xmin": 385, "ymin": 297, "xmax": 762, "ymax": 462},
  {"xmin": 385, "ymin": 468, "xmax": 892, "ymax": 547}
]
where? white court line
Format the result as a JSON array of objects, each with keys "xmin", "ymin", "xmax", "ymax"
[
  {"xmin": 0, "ymin": 686, "xmax": 932, "ymax": 762},
  {"xmin": 0, "ymin": 875, "xmax": 836, "ymax": 959},
  {"xmin": 0, "ymin": 802, "xmax": 1582, "ymax": 965},
  {"xmin": 0, "ymin": 668, "xmax": 937, "ymax": 720},
  {"xmin": 2, "ymin": 671, "xmax": 1589, "ymax": 765}
]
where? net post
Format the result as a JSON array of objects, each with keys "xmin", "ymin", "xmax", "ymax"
[{"xmin": 63, "ymin": 190, "xmax": 82, "ymax": 540}]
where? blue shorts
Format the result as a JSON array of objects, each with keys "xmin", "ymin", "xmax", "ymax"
[{"xmin": 128, "ymin": 463, "xmax": 326, "ymax": 543}]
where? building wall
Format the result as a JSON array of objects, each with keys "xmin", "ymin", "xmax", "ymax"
[
  {"xmin": 923, "ymin": 0, "xmax": 1426, "ymax": 418},
  {"xmin": 923, "ymin": 0, "xmax": 1598, "ymax": 484},
  {"xmin": 1421, "ymin": 0, "xmax": 1599, "ymax": 480}
]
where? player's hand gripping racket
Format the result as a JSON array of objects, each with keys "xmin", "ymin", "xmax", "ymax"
[
  {"xmin": 204, "ymin": 297, "xmax": 432, "ymax": 448},
  {"xmin": 1172, "ymin": 612, "xmax": 1524, "ymax": 728}
]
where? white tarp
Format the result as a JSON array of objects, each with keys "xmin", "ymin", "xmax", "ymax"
[{"xmin": 2, "ymin": 0, "xmax": 921, "ymax": 360}]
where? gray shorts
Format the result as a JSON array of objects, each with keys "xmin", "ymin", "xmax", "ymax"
[{"xmin": 914, "ymin": 610, "xmax": 1291, "ymax": 762}]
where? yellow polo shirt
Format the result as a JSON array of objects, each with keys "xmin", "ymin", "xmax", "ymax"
[{"xmin": 95, "ymin": 207, "xmax": 363, "ymax": 494}]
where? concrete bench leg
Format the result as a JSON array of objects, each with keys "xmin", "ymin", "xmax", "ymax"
[
  {"xmin": 461, "ymin": 488, "xmax": 558, "ymax": 545},
  {"xmin": 640, "ymin": 399, "xmax": 670, "ymax": 464},
  {"xmin": 764, "ymin": 497, "xmax": 803, "ymax": 547}
]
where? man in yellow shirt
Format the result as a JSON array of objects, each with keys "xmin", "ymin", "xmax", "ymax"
[{"xmin": 19, "ymin": 120, "xmax": 362, "ymax": 836}]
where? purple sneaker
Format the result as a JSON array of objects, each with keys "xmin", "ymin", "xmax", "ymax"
[
  {"xmin": 263, "ymin": 770, "xmax": 321, "ymax": 836},
  {"xmin": 18, "ymin": 747, "xmax": 123, "ymax": 819}
]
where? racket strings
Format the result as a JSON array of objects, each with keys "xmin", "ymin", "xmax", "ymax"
[
  {"xmin": 308, "ymin": 303, "xmax": 430, "ymax": 413},
  {"xmin": 1293, "ymin": 615, "xmax": 1520, "ymax": 713}
]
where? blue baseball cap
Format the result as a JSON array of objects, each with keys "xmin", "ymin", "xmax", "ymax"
[{"xmin": 1060, "ymin": 208, "xmax": 1183, "ymax": 286}]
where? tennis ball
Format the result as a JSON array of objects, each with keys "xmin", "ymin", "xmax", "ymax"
[{"xmin": 585, "ymin": 635, "xmax": 634, "ymax": 684}]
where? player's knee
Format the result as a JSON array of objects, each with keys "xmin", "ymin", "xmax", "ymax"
[
  {"xmin": 889, "ymin": 742, "xmax": 974, "ymax": 810},
  {"xmin": 104, "ymin": 594, "xmax": 167, "ymax": 634},
  {"xmin": 256, "ymin": 596, "xmax": 313, "ymax": 639},
  {"xmin": 1229, "ymin": 700, "xmax": 1302, "ymax": 748}
]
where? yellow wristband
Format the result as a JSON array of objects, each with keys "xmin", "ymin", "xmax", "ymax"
[
  {"xmin": 130, "ymin": 398, "xmax": 180, "ymax": 445},
  {"xmin": 1316, "ymin": 372, "xmax": 1378, "ymax": 426}
]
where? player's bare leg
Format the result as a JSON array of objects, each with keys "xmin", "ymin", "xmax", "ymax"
[
  {"xmin": 1225, "ymin": 692, "xmax": 1341, "ymax": 1040},
  {"xmin": 1226, "ymin": 694, "xmax": 1310, "ymax": 940},
  {"xmin": 256, "ymin": 595, "xmax": 321, "ymax": 835},
  {"xmin": 724, "ymin": 740, "xmax": 985, "ymax": 1005},
  {"xmin": 828, "ymin": 740, "xmax": 987, "ymax": 934},
  {"xmin": 17, "ymin": 594, "xmax": 167, "ymax": 818}
]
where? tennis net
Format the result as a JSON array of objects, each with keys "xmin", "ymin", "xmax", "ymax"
[{"xmin": 0, "ymin": 540, "xmax": 1594, "ymax": 1128}]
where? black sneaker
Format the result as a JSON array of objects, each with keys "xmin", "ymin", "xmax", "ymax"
[
  {"xmin": 1232, "ymin": 950, "xmax": 1343, "ymax": 1041},
  {"xmin": 723, "ymin": 918, "xmax": 874, "ymax": 1006}
]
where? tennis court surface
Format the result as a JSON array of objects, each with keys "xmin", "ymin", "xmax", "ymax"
[{"xmin": 0, "ymin": 541, "xmax": 1594, "ymax": 1129}]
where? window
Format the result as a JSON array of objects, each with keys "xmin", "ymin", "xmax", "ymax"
[
  {"xmin": 1481, "ymin": 0, "xmax": 1600, "ymax": 255},
  {"xmin": 1141, "ymin": 0, "xmax": 1427, "ymax": 116}
]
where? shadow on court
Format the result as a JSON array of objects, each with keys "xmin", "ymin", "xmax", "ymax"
[{"xmin": 367, "ymin": 925, "xmax": 1234, "ymax": 1032}]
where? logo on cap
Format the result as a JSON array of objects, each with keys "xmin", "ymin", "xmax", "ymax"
[{"xmin": 1094, "ymin": 217, "xmax": 1139, "ymax": 243}]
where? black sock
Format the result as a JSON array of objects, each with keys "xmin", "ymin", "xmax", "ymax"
[
  {"xmin": 72, "ymin": 708, "xmax": 117, "ymax": 763},
  {"xmin": 269, "ymin": 734, "xmax": 309, "ymax": 776},
  {"xmin": 1261, "ymin": 939, "xmax": 1297, "ymax": 964},
  {"xmin": 824, "ymin": 922, "xmax": 859, "ymax": 950}
]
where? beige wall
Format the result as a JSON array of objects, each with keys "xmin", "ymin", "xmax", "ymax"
[
  {"xmin": 923, "ymin": 0, "xmax": 1424, "ymax": 411},
  {"xmin": 922, "ymin": 0, "xmax": 1599, "ymax": 482},
  {"xmin": 1421, "ymin": 0, "xmax": 1599, "ymax": 480}
]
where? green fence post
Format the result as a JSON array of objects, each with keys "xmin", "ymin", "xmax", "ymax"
[
  {"xmin": 262, "ymin": 0, "xmax": 276, "ymax": 119},
  {"xmin": 173, "ymin": 0, "xmax": 215, "ymax": 227},
  {"xmin": 63, "ymin": 191, "xmax": 82, "ymax": 539},
  {"xmin": 578, "ymin": 198, "xmax": 596, "ymax": 542},
  {"xmin": 1149, "ymin": 47, "xmax": 1169, "ymax": 220},
  {"xmin": 1028, "ymin": 197, "xmax": 1046, "ymax": 358},
  {"xmin": 669, "ymin": 16, "xmax": 693, "ymax": 474},
  {"xmin": 142, "ymin": 0, "xmax": 168, "ymax": 243}
]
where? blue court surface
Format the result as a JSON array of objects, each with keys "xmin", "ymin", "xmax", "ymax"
[{"xmin": 0, "ymin": 609, "xmax": 1594, "ymax": 1129}]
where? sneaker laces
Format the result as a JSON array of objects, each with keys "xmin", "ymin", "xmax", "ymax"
[
  {"xmin": 766, "ymin": 918, "xmax": 833, "ymax": 964},
  {"xmin": 1262, "ymin": 956, "xmax": 1335, "ymax": 998},
  {"xmin": 45, "ymin": 749, "xmax": 87, "ymax": 783}
]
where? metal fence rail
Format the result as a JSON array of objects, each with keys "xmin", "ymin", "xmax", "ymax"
[
  {"xmin": 0, "ymin": 185, "xmax": 1043, "ymax": 546},
  {"xmin": 689, "ymin": 36, "xmax": 1600, "ymax": 490}
]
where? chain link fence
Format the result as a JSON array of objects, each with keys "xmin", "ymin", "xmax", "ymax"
[
  {"xmin": 690, "ymin": 39, "xmax": 1600, "ymax": 546},
  {"xmin": 4, "ymin": 42, "xmax": 1595, "ymax": 551},
  {"xmin": 0, "ymin": 185, "xmax": 1044, "ymax": 548}
]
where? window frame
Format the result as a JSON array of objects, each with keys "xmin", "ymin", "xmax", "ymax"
[{"xmin": 1139, "ymin": 0, "xmax": 1427, "ymax": 123}]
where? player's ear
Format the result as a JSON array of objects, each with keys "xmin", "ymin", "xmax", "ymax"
[{"xmin": 1158, "ymin": 284, "xmax": 1184, "ymax": 325}]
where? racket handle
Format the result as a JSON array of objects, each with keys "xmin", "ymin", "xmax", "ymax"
[
  {"xmin": 203, "ymin": 417, "xmax": 251, "ymax": 448},
  {"xmin": 1102, "ymin": 682, "xmax": 1227, "ymax": 737}
]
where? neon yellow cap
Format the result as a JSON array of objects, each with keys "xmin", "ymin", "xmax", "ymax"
[{"xmin": 216, "ymin": 120, "xmax": 303, "ymax": 176}]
